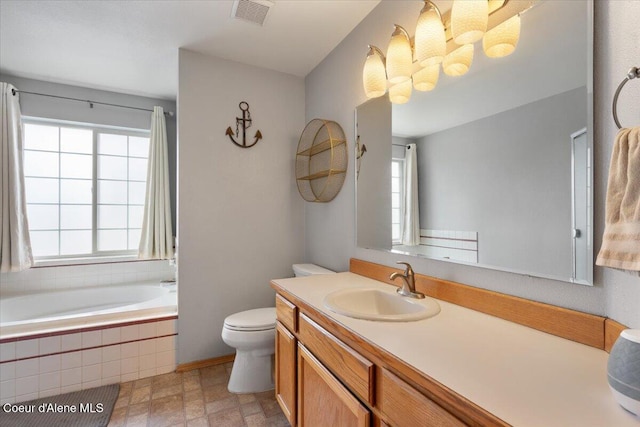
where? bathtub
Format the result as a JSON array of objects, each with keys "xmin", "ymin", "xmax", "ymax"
[
  {"xmin": 0, "ymin": 281, "xmax": 178, "ymax": 403},
  {"xmin": 0, "ymin": 281, "xmax": 177, "ymax": 339}
]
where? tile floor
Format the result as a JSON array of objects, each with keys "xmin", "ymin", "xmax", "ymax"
[{"xmin": 107, "ymin": 362, "xmax": 289, "ymax": 427}]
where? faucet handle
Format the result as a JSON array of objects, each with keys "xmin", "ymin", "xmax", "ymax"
[{"xmin": 396, "ymin": 261, "xmax": 414, "ymax": 275}]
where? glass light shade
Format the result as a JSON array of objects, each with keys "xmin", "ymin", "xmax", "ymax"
[
  {"xmin": 483, "ymin": 15, "xmax": 521, "ymax": 58},
  {"xmin": 443, "ymin": 44, "xmax": 474, "ymax": 76},
  {"xmin": 363, "ymin": 48, "xmax": 387, "ymax": 98},
  {"xmin": 386, "ymin": 26, "xmax": 413, "ymax": 84},
  {"xmin": 451, "ymin": 0, "xmax": 489, "ymax": 45},
  {"xmin": 415, "ymin": 2, "xmax": 446, "ymax": 67},
  {"xmin": 413, "ymin": 64, "xmax": 440, "ymax": 91},
  {"xmin": 389, "ymin": 79, "xmax": 412, "ymax": 104}
]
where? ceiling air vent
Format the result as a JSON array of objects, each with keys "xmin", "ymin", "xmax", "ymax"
[{"xmin": 231, "ymin": 0, "xmax": 274, "ymax": 26}]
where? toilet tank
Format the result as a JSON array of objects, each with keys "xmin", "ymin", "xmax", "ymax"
[{"xmin": 292, "ymin": 263, "xmax": 335, "ymax": 277}]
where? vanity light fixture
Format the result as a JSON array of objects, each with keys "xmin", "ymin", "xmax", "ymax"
[
  {"xmin": 451, "ymin": 0, "xmax": 489, "ymax": 45},
  {"xmin": 362, "ymin": 0, "xmax": 529, "ymax": 104},
  {"xmin": 415, "ymin": 1, "xmax": 446, "ymax": 67},
  {"xmin": 363, "ymin": 45, "xmax": 387, "ymax": 98},
  {"xmin": 443, "ymin": 44, "xmax": 474, "ymax": 76},
  {"xmin": 389, "ymin": 79, "xmax": 413, "ymax": 104},
  {"xmin": 483, "ymin": 14, "xmax": 521, "ymax": 58},
  {"xmin": 386, "ymin": 25, "xmax": 413, "ymax": 84},
  {"xmin": 412, "ymin": 63, "xmax": 440, "ymax": 91}
]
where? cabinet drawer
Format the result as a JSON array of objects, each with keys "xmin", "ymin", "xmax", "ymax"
[
  {"xmin": 377, "ymin": 368, "xmax": 464, "ymax": 427},
  {"xmin": 276, "ymin": 294, "xmax": 297, "ymax": 332},
  {"xmin": 299, "ymin": 313, "xmax": 374, "ymax": 404}
]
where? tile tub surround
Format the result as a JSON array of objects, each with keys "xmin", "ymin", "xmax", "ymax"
[
  {"xmin": 0, "ymin": 317, "xmax": 178, "ymax": 405},
  {"xmin": 107, "ymin": 364, "xmax": 289, "ymax": 427},
  {"xmin": 0, "ymin": 259, "xmax": 176, "ymax": 295}
]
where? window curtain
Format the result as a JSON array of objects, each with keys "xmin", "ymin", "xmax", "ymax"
[
  {"xmin": 401, "ymin": 143, "xmax": 421, "ymax": 246},
  {"xmin": 0, "ymin": 83, "xmax": 33, "ymax": 272},
  {"xmin": 138, "ymin": 106, "xmax": 174, "ymax": 259}
]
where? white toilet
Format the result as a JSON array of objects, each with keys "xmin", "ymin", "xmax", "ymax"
[{"xmin": 221, "ymin": 263, "xmax": 335, "ymax": 393}]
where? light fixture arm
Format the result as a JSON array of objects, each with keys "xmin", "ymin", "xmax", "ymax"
[
  {"xmin": 392, "ymin": 24, "xmax": 411, "ymax": 41},
  {"xmin": 422, "ymin": 0, "xmax": 443, "ymax": 21},
  {"xmin": 367, "ymin": 45, "xmax": 386, "ymax": 63}
]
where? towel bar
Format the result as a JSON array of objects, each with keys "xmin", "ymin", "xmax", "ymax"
[{"xmin": 612, "ymin": 66, "xmax": 640, "ymax": 129}]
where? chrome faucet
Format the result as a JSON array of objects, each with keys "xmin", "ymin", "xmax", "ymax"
[{"xmin": 390, "ymin": 262, "xmax": 425, "ymax": 299}]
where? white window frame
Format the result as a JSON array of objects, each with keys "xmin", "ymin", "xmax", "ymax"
[
  {"xmin": 22, "ymin": 116, "xmax": 150, "ymax": 265},
  {"xmin": 391, "ymin": 158, "xmax": 405, "ymax": 245}
]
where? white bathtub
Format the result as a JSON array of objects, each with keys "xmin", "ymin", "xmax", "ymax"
[{"xmin": 0, "ymin": 282, "xmax": 177, "ymax": 339}]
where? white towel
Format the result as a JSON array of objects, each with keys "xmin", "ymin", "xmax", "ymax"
[{"xmin": 596, "ymin": 127, "xmax": 640, "ymax": 272}]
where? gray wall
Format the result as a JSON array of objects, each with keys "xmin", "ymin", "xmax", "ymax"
[
  {"xmin": 417, "ymin": 88, "xmax": 586, "ymax": 278},
  {"xmin": 0, "ymin": 74, "xmax": 177, "ymax": 234},
  {"xmin": 392, "ymin": 137, "xmax": 410, "ymax": 159},
  {"xmin": 177, "ymin": 49, "xmax": 305, "ymax": 363},
  {"xmin": 356, "ymin": 97, "xmax": 391, "ymax": 250},
  {"xmin": 594, "ymin": 1, "xmax": 640, "ymax": 326},
  {"xmin": 305, "ymin": 0, "xmax": 640, "ymax": 328}
]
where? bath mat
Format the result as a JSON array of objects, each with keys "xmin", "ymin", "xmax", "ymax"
[{"xmin": 0, "ymin": 383, "xmax": 119, "ymax": 427}]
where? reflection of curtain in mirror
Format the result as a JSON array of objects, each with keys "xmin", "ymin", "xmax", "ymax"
[
  {"xmin": 401, "ymin": 144, "xmax": 420, "ymax": 246},
  {"xmin": 0, "ymin": 83, "xmax": 33, "ymax": 272},
  {"xmin": 139, "ymin": 106, "xmax": 174, "ymax": 260}
]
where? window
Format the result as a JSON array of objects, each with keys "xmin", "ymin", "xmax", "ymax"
[
  {"xmin": 391, "ymin": 158, "xmax": 404, "ymax": 244},
  {"xmin": 23, "ymin": 118, "xmax": 150, "ymax": 259}
]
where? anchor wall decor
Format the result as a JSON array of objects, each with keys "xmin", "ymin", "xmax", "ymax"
[{"xmin": 225, "ymin": 101, "xmax": 263, "ymax": 148}]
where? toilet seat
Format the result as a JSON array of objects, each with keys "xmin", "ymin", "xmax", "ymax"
[{"xmin": 223, "ymin": 307, "xmax": 276, "ymax": 332}]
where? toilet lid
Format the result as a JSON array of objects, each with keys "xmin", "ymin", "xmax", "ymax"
[{"xmin": 224, "ymin": 307, "xmax": 276, "ymax": 331}]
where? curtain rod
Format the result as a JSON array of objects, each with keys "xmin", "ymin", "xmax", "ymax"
[{"xmin": 11, "ymin": 88, "xmax": 175, "ymax": 117}]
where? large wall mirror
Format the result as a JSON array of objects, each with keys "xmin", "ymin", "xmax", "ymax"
[{"xmin": 355, "ymin": 0, "xmax": 593, "ymax": 285}]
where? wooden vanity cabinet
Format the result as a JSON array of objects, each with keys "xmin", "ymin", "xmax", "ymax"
[
  {"xmin": 298, "ymin": 344, "xmax": 370, "ymax": 427},
  {"xmin": 274, "ymin": 292, "xmax": 467, "ymax": 427},
  {"xmin": 275, "ymin": 322, "xmax": 296, "ymax": 425},
  {"xmin": 298, "ymin": 313, "xmax": 374, "ymax": 404},
  {"xmin": 276, "ymin": 294, "xmax": 297, "ymax": 332},
  {"xmin": 276, "ymin": 294, "xmax": 372, "ymax": 427},
  {"xmin": 376, "ymin": 368, "xmax": 464, "ymax": 427}
]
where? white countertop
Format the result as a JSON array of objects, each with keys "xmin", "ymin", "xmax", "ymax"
[{"xmin": 272, "ymin": 272, "xmax": 639, "ymax": 427}]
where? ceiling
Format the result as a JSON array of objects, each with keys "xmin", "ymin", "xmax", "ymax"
[{"xmin": 0, "ymin": 0, "xmax": 380, "ymax": 100}]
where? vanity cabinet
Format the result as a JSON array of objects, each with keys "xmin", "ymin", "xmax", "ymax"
[
  {"xmin": 272, "ymin": 264, "xmax": 639, "ymax": 427},
  {"xmin": 274, "ymin": 292, "xmax": 467, "ymax": 427},
  {"xmin": 275, "ymin": 322, "xmax": 296, "ymax": 425},
  {"xmin": 376, "ymin": 368, "xmax": 464, "ymax": 427},
  {"xmin": 298, "ymin": 313, "xmax": 374, "ymax": 404},
  {"xmin": 298, "ymin": 344, "xmax": 370, "ymax": 426}
]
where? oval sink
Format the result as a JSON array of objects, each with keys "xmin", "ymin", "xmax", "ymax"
[{"xmin": 323, "ymin": 288, "xmax": 440, "ymax": 322}]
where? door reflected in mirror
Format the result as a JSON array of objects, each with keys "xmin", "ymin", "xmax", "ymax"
[{"xmin": 355, "ymin": 0, "xmax": 593, "ymax": 285}]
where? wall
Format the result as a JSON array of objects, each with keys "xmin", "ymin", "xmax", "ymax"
[
  {"xmin": 177, "ymin": 49, "xmax": 305, "ymax": 364},
  {"xmin": 356, "ymin": 97, "xmax": 392, "ymax": 250},
  {"xmin": 0, "ymin": 75, "xmax": 178, "ymax": 233},
  {"xmin": 595, "ymin": 0, "xmax": 640, "ymax": 327},
  {"xmin": 391, "ymin": 137, "xmax": 410, "ymax": 159},
  {"xmin": 416, "ymin": 88, "xmax": 585, "ymax": 279},
  {"xmin": 305, "ymin": 0, "xmax": 639, "ymax": 327}
]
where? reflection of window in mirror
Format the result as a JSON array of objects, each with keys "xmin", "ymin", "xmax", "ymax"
[{"xmin": 391, "ymin": 158, "xmax": 404, "ymax": 244}]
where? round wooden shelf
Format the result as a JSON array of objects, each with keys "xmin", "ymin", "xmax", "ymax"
[{"xmin": 295, "ymin": 119, "xmax": 348, "ymax": 202}]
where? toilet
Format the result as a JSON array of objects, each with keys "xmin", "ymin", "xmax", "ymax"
[{"xmin": 221, "ymin": 263, "xmax": 335, "ymax": 393}]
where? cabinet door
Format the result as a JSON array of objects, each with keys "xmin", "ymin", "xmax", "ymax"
[
  {"xmin": 298, "ymin": 344, "xmax": 370, "ymax": 427},
  {"xmin": 276, "ymin": 321, "xmax": 297, "ymax": 426}
]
